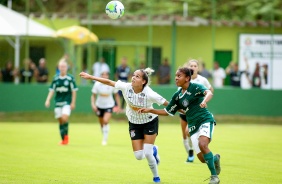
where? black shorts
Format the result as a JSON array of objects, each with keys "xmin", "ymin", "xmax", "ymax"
[
  {"xmin": 128, "ymin": 117, "xmax": 159, "ymax": 140},
  {"xmin": 179, "ymin": 113, "xmax": 187, "ymax": 122},
  {"xmin": 96, "ymin": 107, "xmax": 113, "ymax": 117}
]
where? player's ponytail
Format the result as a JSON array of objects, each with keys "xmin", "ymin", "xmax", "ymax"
[{"xmin": 141, "ymin": 67, "xmax": 154, "ymax": 88}]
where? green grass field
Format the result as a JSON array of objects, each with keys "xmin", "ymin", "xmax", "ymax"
[{"xmin": 1, "ymin": 113, "xmax": 282, "ymax": 184}]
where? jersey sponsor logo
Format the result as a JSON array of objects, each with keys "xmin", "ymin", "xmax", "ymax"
[
  {"xmin": 56, "ymin": 86, "xmax": 69, "ymax": 92},
  {"xmin": 184, "ymin": 107, "xmax": 190, "ymax": 113},
  {"xmin": 130, "ymin": 130, "xmax": 136, "ymax": 138},
  {"xmin": 189, "ymin": 125, "xmax": 196, "ymax": 133},
  {"xmin": 195, "ymin": 91, "xmax": 201, "ymax": 96},
  {"xmin": 168, "ymin": 104, "xmax": 177, "ymax": 113}
]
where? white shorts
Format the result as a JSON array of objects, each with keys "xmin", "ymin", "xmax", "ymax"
[
  {"xmin": 190, "ymin": 122, "xmax": 215, "ymax": 154},
  {"xmin": 54, "ymin": 105, "xmax": 71, "ymax": 119}
]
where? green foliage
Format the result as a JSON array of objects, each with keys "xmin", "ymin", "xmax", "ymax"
[
  {"xmin": 1, "ymin": 121, "xmax": 282, "ymax": 183},
  {"xmin": 1, "ymin": 0, "xmax": 281, "ymax": 21}
]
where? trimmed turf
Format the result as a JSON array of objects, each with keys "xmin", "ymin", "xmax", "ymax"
[{"xmin": 1, "ymin": 115, "xmax": 282, "ymax": 183}]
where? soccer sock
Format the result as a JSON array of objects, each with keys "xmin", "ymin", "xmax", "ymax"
[
  {"xmin": 203, "ymin": 152, "xmax": 217, "ymax": 176},
  {"xmin": 134, "ymin": 150, "xmax": 145, "ymax": 160},
  {"xmin": 64, "ymin": 122, "xmax": 69, "ymax": 136},
  {"xmin": 144, "ymin": 143, "xmax": 159, "ymax": 177},
  {"xmin": 102, "ymin": 124, "xmax": 109, "ymax": 142},
  {"xmin": 59, "ymin": 124, "xmax": 64, "ymax": 140},
  {"xmin": 187, "ymin": 136, "xmax": 193, "ymax": 150},
  {"xmin": 183, "ymin": 138, "xmax": 190, "ymax": 153},
  {"xmin": 214, "ymin": 155, "xmax": 219, "ymax": 162}
]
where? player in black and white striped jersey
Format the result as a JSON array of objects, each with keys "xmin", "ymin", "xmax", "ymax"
[{"xmin": 80, "ymin": 68, "xmax": 168, "ymax": 183}]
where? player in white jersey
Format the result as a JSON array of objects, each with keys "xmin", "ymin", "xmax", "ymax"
[
  {"xmin": 91, "ymin": 71, "xmax": 121, "ymax": 146},
  {"xmin": 80, "ymin": 68, "xmax": 168, "ymax": 183},
  {"xmin": 181, "ymin": 59, "xmax": 214, "ymax": 162}
]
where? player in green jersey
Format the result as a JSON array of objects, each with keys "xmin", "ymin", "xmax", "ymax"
[
  {"xmin": 138, "ymin": 67, "xmax": 221, "ymax": 184},
  {"xmin": 45, "ymin": 59, "xmax": 78, "ymax": 145}
]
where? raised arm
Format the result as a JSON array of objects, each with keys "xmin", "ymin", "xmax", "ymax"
[
  {"xmin": 79, "ymin": 72, "xmax": 116, "ymax": 87},
  {"xmin": 200, "ymin": 90, "xmax": 213, "ymax": 108}
]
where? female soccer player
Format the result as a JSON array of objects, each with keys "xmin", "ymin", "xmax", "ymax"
[
  {"xmin": 80, "ymin": 68, "xmax": 168, "ymax": 183},
  {"xmin": 181, "ymin": 59, "xmax": 214, "ymax": 162},
  {"xmin": 138, "ymin": 67, "xmax": 221, "ymax": 184},
  {"xmin": 45, "ymin": 59, "xmax": 78, "ymax": 145},
  {"xmin": 91, "ymin": 71, "xmax": 121, "ymax": 146}
]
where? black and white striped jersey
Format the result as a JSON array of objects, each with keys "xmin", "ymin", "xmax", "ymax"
[{"xmin": 115, "ymin": 80, "xmax": 166, "ymax": 124}]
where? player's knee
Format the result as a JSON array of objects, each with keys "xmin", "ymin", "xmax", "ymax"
[
  {"xmin": 198, "ymin": 141, "xmax": 208, "ymax": 151},
  {"xmin": 134, "ymin": 150, "xmax": 145, "ymax": 160},
  {"xmin": 143, "ymin": 143, "xmax": 154, "ymax": 158}
]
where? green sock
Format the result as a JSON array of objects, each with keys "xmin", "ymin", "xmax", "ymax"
[
  {"xmin": 214, "ymin": 155, "xmax": 218, "ymax": 162},
  {"xmin": 59, "ymin": 124, "xmax": 64, "ymax": 140},
  {"xmin": 203, "ymin": 152, "xmax": 217, "ymax": 176},
  {"xmin": 64, "ymin": 122, "xmax": 69, "ymax": 136}
]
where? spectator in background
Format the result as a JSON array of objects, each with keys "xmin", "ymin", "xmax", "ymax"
[
  {"xmin": 199, "ymin": 62, "xmax": 212, "ymax": 80},
  {"xmin": 115, "ymin": 56, "xmax": 131, "ymax": 111},
  {"xmin": 252, "ymin": 62, "xmax": 261, "ymax": 88},
  {"xmin": 92, "ymin": 57, "xmax": 110, "ymax": 78},
  {"xmin": 36, "ymin": 58, "xmax": 49, "ymax": 83},
  {"xmin": 212, "ymin": 61, "xmax": 226, "ymax": 88},
  {"xmin": 225, "ymin": 61, "xmax": 250, "ymax": 87},
  {"xmin": 20, "ymin": 58, "xmax": 37, "ymax": 83},
  {"xmin": 0, "ymin": 61, "xmax": 15, "ymax": 83},
  {"xmin": 157, "ymin": 58, "xmax": 170, "ymax": 84}
]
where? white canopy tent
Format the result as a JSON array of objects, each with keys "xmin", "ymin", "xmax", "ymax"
[{"xmin": 0, "ymin": 4, "xmax": 55, "ymax": 73}]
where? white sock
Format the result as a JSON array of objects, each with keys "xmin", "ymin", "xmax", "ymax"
[
  {"xmin": 183, "ymin": 138, "xmax": 190, "ymax": 153},
  {"xmin": 144, "ymin": 143, "xmax": 159, "ymax": 177},
  {"xmin": 187, "ymin": 136, "xmax": 193, "ymax": 150},
  {"xmin": 102, "ymin": 124, "xmax": 109, "ymax": 142},
  {"xmin": 134, "ymin": 150, "xmax": 145, "ymax": 160}
]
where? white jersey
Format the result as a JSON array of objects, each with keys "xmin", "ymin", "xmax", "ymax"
[
  {"xmin": 191, "ymin": 74, "xmax": 212, "ymax": 89},
  {"xmin": 115, "ymin": 80, "xmax": 166, "ymax": 124},
  {"xmin": 92, "ymin": 81, "xmax": 118, "ymax": 109}
]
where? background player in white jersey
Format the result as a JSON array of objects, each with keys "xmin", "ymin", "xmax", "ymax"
[
  {"xmin": 80, "ymin": 68, "xmax": 168, "ymax": 183},
  {"xmin": 138, "ymin": 67, "xmax": 221, "ymax": 184},
  {"xmin": 91, "ymin": 71, "xmax": 121, "ymax": 146},
  {"xmin": 45, "ymin": 59, "xmax": 78, "ymax": 145},
  {"xmin": 181, "ymin": 59, "xmax": 214, "ymax": 162}
]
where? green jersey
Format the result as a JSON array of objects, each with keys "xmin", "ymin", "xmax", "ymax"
[
  {"xmin": 165, "ymin": 83, "xmax": 214, "ymax": 135},
  {"xmin": 49, "ymin": 74, "xmax": 78, "ymax": 107}
]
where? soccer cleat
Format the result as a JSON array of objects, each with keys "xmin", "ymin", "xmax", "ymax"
[
  {"xmin": 59, "ymin": 135, "xmax": 69, "ymax": 145},
  {"xmin": 153, "ymin": 177, "xmax": 161, "ymax": 183},
  {"xmin": 186, "ymin": 150, "xmax": 194, "ymax": 162},
  {"xmin": 208, "ymin": 175, "xmax": 220, "ymax": 184},
  {"xmin": 214, "ymin": 154, "xmax": 221, "ymax": 175},
  {"xmin": 153, "ymin": 145, "xmax": 160, "ymax": 165},
  {"xmin": 101, "ymin": 140, "xmax": 107, "ymax": 146}
]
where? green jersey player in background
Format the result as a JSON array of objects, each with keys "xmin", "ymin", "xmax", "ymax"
[
  {"xmin": 45, "ymin": 59, "xmax": 78, "ymax": 145},
  {"xmin": 139, "ymin": 67, "xmax": 221, "ymax": 184}
]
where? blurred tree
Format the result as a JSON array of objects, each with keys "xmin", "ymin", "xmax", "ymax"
[{"xmin": 1, "ymin": 0, "xmax": 281, "ymax": 21}]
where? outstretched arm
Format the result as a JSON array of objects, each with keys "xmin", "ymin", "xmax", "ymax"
[
  {"xmin": 138, "ymin": 108, "xmax": 169, "ymax": 116},
  {"xmin": 79, "ymin": 72, "xmax": 116, "ymax": 87}
]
